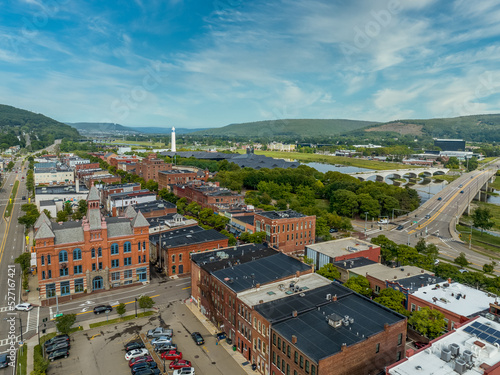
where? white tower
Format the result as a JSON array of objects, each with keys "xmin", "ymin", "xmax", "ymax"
[{"xmin": 171, "ymin": 127, "xmax": 176, "ymax": 152}]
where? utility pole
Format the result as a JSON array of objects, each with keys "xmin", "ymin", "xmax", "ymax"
[{"xmin": 364, "ymin": 212, "xmax": 368, "ymax": 237}]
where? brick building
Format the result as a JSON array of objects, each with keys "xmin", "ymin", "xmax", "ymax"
[
  {"xmin": 305, "ymin": 237, "xmax": 380, "ymax": 270},
  {"xmin": 115, "ymin": 199, "xmax": 177, "ymax": 219},
  {"xmin": 172, "ymin": 182, "xmax": 245, "ymax": 211},
  {"xmin": 158, "ymin": 169, "xmax": 198, "ymax": 190},
  {"xmin": 108, "ymin": 155, "xmax": 141, "ymax": 168},
  {"xmin": 134, "ymin": 153, "xmax": 172, "ymax": 181},
  {"xmin": 75, "ymin": 162, "xmax": 100, "ymax": 171},
  {"xmin": 100, "ymin": 183, "xmax": 142, "ymax": 206},
  {"xmin": 34, "ymin": 186, "xmax": 150, "ymax": 305},
  {"xmin": 254, "ymin": 210, "xmax": 316, "ymax": 254},
  {"xmin": 106, "ymin": 190, "xmax": 157, "ymax": 216},
  {"xmin": 82, "ymin": 173, "xmax": 121, "ymax": 187},
  {"xmin": 150, "ymin": 225, "xmax": 229, "ymax": 276}
]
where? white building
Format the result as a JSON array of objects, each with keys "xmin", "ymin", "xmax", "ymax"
[{"xmin": 34, "ymin": 168, "xmax": 74, "ymax": 185}]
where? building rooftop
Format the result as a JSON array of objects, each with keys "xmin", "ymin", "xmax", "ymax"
[
  {"xmin": 352, "ymin": 263, "xmax": 428, "ymax": 282},
  {"xmin": 306, "ymin": 237, "xmax": 378, "ymax": 258},
  {"xmin": 150, "ymin": 225, "xmax": 227, "ymax": 248},
  {"xmin": 411, "ymin": 282, "xmax": 496, "ymax": 317},
  {"xmin": 101, "ymin": 182, "xmax": 141, "ymax": 191},
  {"xmin": 191, "ymin": 243, "xmax": 276, "ymax": 273},
  {"xmin": 257, "ymin": 210, "xmax": 306, "ymax": 220},
  {"xmin": 234, "ymin": 215, "xmax": 255, "ymax": 225},
  {"xmin": 387, "ymin": 316, "xmax": 500, "ymax": 375},
  {"xmin": 35, "ymin": 185, "xmax": 89, "ymax": 195},
  {"xmin": 237, "ymin": 273, "xmax": 331, "ymax": 307},
  {"xmin": 332, "ymin": 257, "xmax": 377, "ymax": 270},
  {"xmin": 39, "ymin": 200, "xmax": 56, "ymax": 207},
  {"xmin": 108, "ymin": 189, "xmax": 155, "ymax": 201},
  {"xmin": 131, "ymin": 199, "xmax": 176, "ymax": 213},
  {"xmin": 159, "ymin": 169, "xmax": 196, "ymax": 175},
  {"xmin": 213, "ymin": 252, "xmax": 312, "ymax": 293},
  {"xmin": 391, "ymin": 273, "xmax": 445, "ymax": 291}
]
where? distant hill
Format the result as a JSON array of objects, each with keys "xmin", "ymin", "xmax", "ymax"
[
  {"xmin": 66, "ymin": 122, "xmax": 206, "ymax": 135},
  {"xmin": 363, "ymin": 114, "xmax": 500, "ymax": 142},
  {"xmin": 193, "ymin": 119, "xmax": 379, "ymax": 138},
  {"xmin": 0, "ymin": 104, "xmax": 80, "ymax": 150}
]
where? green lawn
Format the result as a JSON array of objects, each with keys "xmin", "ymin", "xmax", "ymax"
[
  {"xmin": 489, "ymin": 176, "xmax": 500, "ymax": 190},
  {"xmin": 89, "ymin": 311, "xmax": 155, "ymax": 328},
  {"xmin": 17, "ymin": 344, "xmax": 27, "ymax": 375},
  {"xmin": 4, "ymin": 180, "xmax": 19, "ymax": 218},
  {"xmin": 475, "ymin": 202, "xmax": 500, "ymax": 231},
  {"xmin": 457, "ymin": 224, "xmax": 500, "ymax": 254},
  {"xmin": 432, "ymin": 174, "xmax": 459, "ymax": 183},
  {"xmin": 315, "ymin": 199, "xmax": 330, "ymax": 211}
]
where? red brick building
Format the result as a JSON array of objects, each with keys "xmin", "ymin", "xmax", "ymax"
[
  {"xmin": 254, "ymin": 210, "xmax": 316, "ymax": 254},
  {"xmin": 34, "ymin": 186, "xmax": 150, "ymax": 305},
  {"xmin": 134, "ymin": 153, "xmax": 172, "ymax": 181},
  {"xmin": 158, "ymin": 169, "xmax": 198, "ymax": 190},
  {"xmin": 115, "ymin": 199, "xmax": 177, "ymax": 219},
  {"xmin": 75, "ymin": 162, "xmax": 100, "ymax": 171},
  {"xmin": 100, "ymin": 183, "xmax": 142, "ymax": 206},
  {"xmin": 109, "ymin": 155, "xmax": 141, "ymax": 168},
  {"xmin": 172, "ymin": 182, "xmax": 244, "ymax": 211}
]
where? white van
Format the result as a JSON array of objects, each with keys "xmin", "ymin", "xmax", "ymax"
[{"xmin": 378, "ymin": 219, "xmax": 389, "ymax": 224}]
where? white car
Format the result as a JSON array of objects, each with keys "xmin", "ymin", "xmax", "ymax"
[
  {"xmin": 174, "ymin": 368, "xmax": 195, "ymax": 375},
  {"xmin": 151, "ymin": 336, "xmax": 172, "ymax": 345},
  {"xmin": 125, "ymin": 348, "xmax": 149, "ymax": 361},
  {"xmin": 15, "ymin": 303, "xmax": 33, "ymax": 311}
]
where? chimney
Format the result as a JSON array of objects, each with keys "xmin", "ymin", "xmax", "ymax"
[
  {"xmin": 332, "ymin": 294, "xmax": 337, "ymax": 302},
  {"xmin": 341, "ymin": 343, "xmax": 347, "ymax": 351},
  {"xmin": 384, "ymin": 323, "xmax": 389, "ymax": 331},
  {"xmin": 296, "ymin": 271, "xmax": 300, "ymax": 277},
  {"xmin": 292, "ymin": 310, "xmax": 298, "ymax": 318},
  {"xmin": 259, "ymin": 300, "xmax": 264, "ymax": 304},
  {"xmin": 448, "ymin": 278, "xmax": 452, "ymax": 284},
  {"xmin": 256, "ymin": 283, "xmax": 261, "ymax": 289},
  {"xmin": 292, "ymin": 335, "xmax": 297, "ymax": 344}
]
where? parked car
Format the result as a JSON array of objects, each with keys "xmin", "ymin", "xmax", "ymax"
[
  {"xmin": 15, "ymin": 303, "xmax": 33, "ymax": 311},
  {"xmin": 459, "ymin": 184, "xmax": 463, "ymax": 187},
  {"xmin": 169, "ymin": 360, "xmax": 192, "ymax": 370},
  {"xmin": 147, "ymin": 327, "xmax": 173, "ymax": 338},
  {"xmin": 173, "ymin": 368, "xmax": 195, "ymax": 375},
  {"xmin": 191, "ymin": 332, "xmax": 204, "ymax": 345},
  {"xmin": 151, "ymin": 336, "xmax": 172, "ymax": 345},
  {"xmin": 161, "ymin": 350, "xmax": 182, "ymax": 361},
  {"xmin": 125, "ymin": 348, "xmax": 149, "ymax": 361},
  {"xmin": 46, "ymin": 341, "xmax": 70, "ymax": 354},
  {"xmin": 93, "ymin": 305, "xmax": 112, "ymax": 314},
  {"xmin": 378, "ymin": 219, "xmax": 389, "ymax": 224},
  {"xmin": 396, "ymin": 225, "xmax": 404, "ymax": 230},
  {"xmin": 129, "ymin": 355, "xmax": 154, "ymax": 367},
  {"xmin": 44, "ymin": 334, "xmax": 69, "ymax": 348},
  {"xmin": 329, "ymin": 228, "xmax": 338, "ymax": 233},
  {"xmin": 125, "ymin": 341, "xmax": 145, "ymax": 352},
  {"xmin": 21, "ymin": 195, "xmax": 26, "ymax": 200},
  {"xmin": 131, "ymin": 361, "xmax": 158, "ymax": 374},
  {"xmin": 134, "ymin": 369, "xmax": 160, "ymax": 375},
  {"xmin": 0, "ymin": 353, "xmax": 9, "ymax": 368},
  {"xmin": 154, "ymin": 343, "xmax": 177, "ymax": 353},
  {"xmin": 48, "ymin": 349, "xmax": 69, "ymax": 362}
]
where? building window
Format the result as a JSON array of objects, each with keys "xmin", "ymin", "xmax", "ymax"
[
  {"xmin": 305, "ymin": 360, "xmax": 310, "ymax": 374},
  {"xmin": 286, "ymin": 364, "xmax": 290, "ymax": 375},
  {"xmin": 73, "ymin": 248, "xmax": 82, "ymax": 260},
  {"xmin": 124, "ymin": 257, "xmax": 131, "ymax": 266},
  {"xmin": 91, "ymin": 248, "xmax": 95, "ymax": 258},
  {"xmin": 143, "ymin": 255, "xmax": 146, "ymax": 263},
  {"xmin": 98, "ymin": 247, "xmax": 102, "ymax": 257},
  {"xmin": 311, "ymin": 365, "xmax": 316, "ymax": 375},
  {"xmin": 138, "ymin": 256, "xmax": 141, "ymax": 264},
  {"xmin": 277, "ymin": 355, "xmax": 280, "ymax": 370},
  {"xmin": 92, "ymin": 263, "xmax": 96, "ymax": 271},
  {"xmin": 273, "ymin": 352, "xmax": 276, "ymax": 365},
  {"xmin": 411, "ymin": 303, "xmax": 416, "ymax": 312},
  {"xmin": 111, "ymin": 272, "xmax": 120, "ymax": 281},
  {"xmin": 111, "ymin": 259, "xmax": 119, "ymax": 268},
  {"xmin": 397, "ymin": 351, "xmax": 402, "ymax": 361},
  {"xmin": 75, "ymin": 279, "xmax": 84, "ymax": 293},
  {"xmin": 99, "ymin": 262, "xmax": 103, "ymax": 270},
  {"xmin": 111, "ymin": 243, "xmax": 119, "ymax": 255},
  {"xmin": 278, "ymin": 338, "xmax": 281, "ymax": 350},
  {"xmin": 287, "ymin": 345, "xmax": 291, "ymax": 358},
  {"xmin": 143, "ymin": 241, "xmax": 146, "ymax": 250},
  {"xmin": 376, "ymin": 343, "xmax": 380, "ymax": 353},
  {"xmin": 47, "ymin": 254, "xmax": 51, "ymax": 264},
  {"xmin": 294, "ymin": 352, "xmax": 298, "ymax": 364},
  {"xmin": 300, "ymin": 356, "xmax": 304, "ymax": 369},
  {"xmin": 172, "ymin": 254, "xmax": 175, "ymax": 263},
  {"xmin": 398, "ymin": 333, "xmax": 403, "ymax": 346},
  {"xmin": 60, "ymin": 268, "xmax": 69, "ymax": 277},
  {"xmin": 42, "ymin": 271, "xmax": 45, "ymax": 280},
  {"xmin": 172, "ymin": 265, "xmax": 176, "ymax": 274},
  {"xmin": 41, "ymin": 255, "xmax": 45, "ymax": 266},
  {"xmin": 124, "ymin": 270, "xmax": 132, "ymax": 279},
  {"xmin": 124, "ymin": 241, "xmax": 131, "ymax": 253},
  {"xmin": 74, "ymin": 265, "xmax": 82, "ymax": 274},
  {"xmin": 179, "ymin": 253, "xmax": 182, "ymax": 262},
  {"xmin": 46, "ymin": 283, "xmax": 56, "ymax": 297},
  {"xmin": 273, "ymin": 334, "xmax": 276, "ymax": 346},
  {"xmin": 375, "ymin": 285, "xmax": 380, "ymax": 293},
  {"xmin": 59, "ymin": 250, "xmax": 68, "ymax": 262},
  {"xmin": 138, "ymin": 242, "xmax": 141, "ymax": 251},
  {"xmin": 61, "ymin": 281, "xmax": 70, "ymax": 296}
]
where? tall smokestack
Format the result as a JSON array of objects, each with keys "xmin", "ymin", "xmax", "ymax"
[{"xmin": 171, "ymin": 127, "xmax": 176, "ymax": 153}]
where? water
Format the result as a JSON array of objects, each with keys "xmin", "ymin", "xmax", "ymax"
[
  {"xmin": 487, "ymin": 189, "xmax": 500, "ymax": 204},
  {"xmin": 409, "ymin": 181, "xmax": 448, "ymax": 204},
  {"xmin": 302, "ymin": 162, "xmax": 371, "ymax": 174}
]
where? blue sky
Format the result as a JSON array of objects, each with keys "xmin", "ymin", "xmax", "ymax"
[{"xmin": 1, "ymin": 0, "xmax": 500, "ymax": 128}]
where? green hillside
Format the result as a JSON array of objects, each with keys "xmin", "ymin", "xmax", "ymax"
[
  {"xmin": 67, "ymin": 122, "xmax": 136, "ymax": 133},
  {"xmin": 0, "ymin": 104, "xmax": 80, "ymax": 150},
  {"xmin": 194, "ymin": 119, "xmax": 379, "ymax": 138}
]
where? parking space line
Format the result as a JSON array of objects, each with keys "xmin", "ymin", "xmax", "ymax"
[{"xmin": 182, "ymin": 286, "xmax": 191, "ymax": 290}]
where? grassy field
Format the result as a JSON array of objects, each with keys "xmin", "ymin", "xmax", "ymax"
[
  {"xmin": 457, "ymin": 224, "xmax": 500, "ymax": 254},
  {"xmin": 89, "ymin": 311, "xmax": 154, "ymax": 328},
  {"xmin": 241, "ymin": 150, "xmax": 420, "ymax": 171},
  {"xmin": 489, "ymin": 176, "xmax": 500, "ymax": 190},
  {"xmin": 4, "ymin": 180, "xmax": 19, "ymax": 218},
  {"xmin": 110, "ymin": 140, "xmax": 166, "ymax": 148},
  {"xmin": 475, "ymin": 202, "xmax": 500, "ymax": 231},
  {"xmin": 432, "ymin": 174, "xmax": 460, "ymax": 183},
  {"xmin": 479, "ymin": 157, "xmax": 498, "ymax": 164},
  {"xmin": 17, "ymin": 344, "xmax": 27, "ymax": 375}
]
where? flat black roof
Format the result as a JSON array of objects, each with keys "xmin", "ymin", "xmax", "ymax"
[
  {"xmin": 35, "ymin": 185, "xmax": 89, "ymax": 194},
  {"xmin": 133, "ymin": 199, "xmax": 176, "ymax": 213},
  {"xmin": 159, "ymin": 169, "xmax": 196, "ymax": 175},
  {"xmin": 150, "ymin": 225, "xmax": 227, "ymax": 248},
  {"xmin": 146, "ymin": 214, "xmax": 185, "ymax": 228},
  {"xmin": 257, "ymin": 210, "xmax": 306, "ymax": 219},
  {"xmin": 272, "ymin": 290, "xmax": 405, "ymax": 362},
  {"xmin": 234, "ymin": 215, "xmax": 255, "ymax": 225},
  {"xmin": 213, "ymin": 253, "xmax": 311, "ymax": 293},
  {"xmin": 332, "ymin": 257, "xmax": 377, "ymax": 270},
  {"xmin": 389, "ymin": 273, "xmax": 444, "ymax": 291}
]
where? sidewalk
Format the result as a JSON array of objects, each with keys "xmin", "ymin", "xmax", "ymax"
[{"xmin": 185, "ymin": 300, "xmax": 256, "ymax": 375}]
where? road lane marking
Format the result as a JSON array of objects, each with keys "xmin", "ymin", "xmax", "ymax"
[{"xmin": 182, "ymin": 286, "xmax": 191, "ymax": 290}]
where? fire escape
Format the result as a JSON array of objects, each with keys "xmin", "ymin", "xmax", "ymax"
[{"xmin": 197, "ymin": 281, "xmax": 224, "ymax": 327}]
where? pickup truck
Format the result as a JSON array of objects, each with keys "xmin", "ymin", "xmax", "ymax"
[{"xmin": 147, "ymin": 327, "xmax": 173, "ymax": 338}]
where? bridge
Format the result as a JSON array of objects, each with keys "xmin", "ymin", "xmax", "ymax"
[{"xmin": 350, "ymin": 167, "xmax": 449, "ymax": 183}]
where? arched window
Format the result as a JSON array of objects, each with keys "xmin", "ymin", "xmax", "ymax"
[
  {"xmin": 91, "ymin": 248, "xmax": 95, "ymax": 258},
  {"xmin": 111, "ymin": 243, "xmax": 119, "ymax": 255},
  {"xmin": 98, "ymin": 247, "xmax": 102, "ymax": 257},
  {"xmin": 73, "ymin": 248, "xmax": 82, "ymax": 261},
  {"xmin": 123, "ymin": 241, "xmax": 131, "ymax": 253},
  {"xmin": 59, "ymin": 250, "xmax": 68, "ymax": 263}
]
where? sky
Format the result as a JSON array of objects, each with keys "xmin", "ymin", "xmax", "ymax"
[{"xmin": 1, "ymin": 0, "xmax": 500, "ymax": 129}]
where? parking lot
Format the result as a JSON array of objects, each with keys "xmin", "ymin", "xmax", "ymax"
[{"xmin": 47, "ymin": 302, "xmax": 246, "ymax": 375}]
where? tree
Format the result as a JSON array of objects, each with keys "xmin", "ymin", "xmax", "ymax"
[
  {"xmin": 43, "ymin": 209, "xmax": 52, "ymax": 219},
  {"xmin": 77, "ymin": 199, "xmax": 87, "ymax": 216},
  {"xmin": 55, "ymin": 313, "xmax": 77, "ymax": 335},
  {"xmin": 303, "ymin": 256, "xmax": 314, "ymax": 265},
  {"xmin": 317, "ymin": 264, "xmax": 340, "ymax": 281},
  {"xmin": 445, "ymin": 157, "xmax": 460, "ymax": 169},
  {"xmin": 143, "ymin": 179, "xmax": 159, "ymax": 192},
  {"xmin": 18, "ymin": 203, "xmax": 40, "ymax": 228},
  {"xmin": 158, "ymin": 188, "xmax": 179, "ymax": 204},
  {"xmin": 374, "ymin": 288, "xmax": 409, "ymax": 316},
  {"xmin": 408, "ymin": 307, "xmax": 446, "ymax": 339},
  {"xmin": 116, "ymin": 303, "xmax": 126, "ymax": 317},
  {"xmin": 467, "ymin": 157, "xmax": 478, "ymax": 171},
  {"xmin": 472, "ymin": 207, "xmax": 494, "ymax": 234},
  {"xmin": 64, "ymin": 201, "xmax": 73, "ymax": 215},
  {"xmin": 454, "ymin": 252, "xmax": 469, "ymax": 268},
  {"xmin": 6, "ymin": 161, "xmax": 14, "ymax": 171},
  {"xmin": 56, "ymin": 210, "xmax": 68, "ymax": 222},
  {"xmin": 15, "ymin": 252, "xmax": 31, "ymax": 272},
  {"xmin": 483, "ymin": 261, "xmax": 496, "ymax": 274},
  {"xmin": 344, "ymin": 275, "xmax": 372, "ymax": 297},
  {"xmin": 221, "ymin": 230, "xmax": 237, "ymax": 246},
  {"xmin": 415, "ymin": 238, "xmax": 427, "ymax": 253},
  {"xmin": 138, "ymin": 295, "xmax": 155, "ymax": 313}
]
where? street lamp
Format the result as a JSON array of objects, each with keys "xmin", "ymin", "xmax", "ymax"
[{"xmin": 135, "ymin": 298, "xmax": 138, "ymax": 318}]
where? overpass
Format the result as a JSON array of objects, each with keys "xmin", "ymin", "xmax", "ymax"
[{"xmin": 351, "ymin": 167, "xmax": 449, "ymax": 183}]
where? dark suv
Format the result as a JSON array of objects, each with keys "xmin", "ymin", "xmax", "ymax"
[
  {"xmin": 48, "ymin": 349, "xmax": 69, "ymax": 362},
  {"xmin": 93, "ymin": 305, "xmax": 112, "ymax": 314},
  {"xmin": 46, "ymin": 341, "xmax": 70, "ymax": 353},
  {"xmin": 44, "ymin": 334, "xmax": 69, "ymax": 348},
  {"xmin": 0, "ymin": 353, "xmax": 9, "ymax": 368},
  {"xmin": 191, "ymin": 332, "xmax": 204, "ymax": 345}
]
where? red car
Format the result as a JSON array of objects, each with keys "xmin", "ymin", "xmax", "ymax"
[
  {"xmin": 161, "ymin": 350, "xmax": 182, "ymax": 361},
  {"xmin": 169, "ymin": 359, "xmax": 192, "ymax": 370},
  {"xmin": 129, "ymin": 355, "xmax": 154, "ymax": 367}
]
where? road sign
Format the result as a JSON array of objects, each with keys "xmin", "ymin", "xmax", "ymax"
[
  {"xmin": 413, "ymin": 221, "xmax": 417, "ymax": 224},
  {"xmin": 54, "ymin": 313, "xmax": 63, "ymax": 318}
]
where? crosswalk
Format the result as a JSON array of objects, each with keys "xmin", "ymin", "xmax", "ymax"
[{"xmin": 0, "ymin": 306, "xmax": 39, "ymax": 347}]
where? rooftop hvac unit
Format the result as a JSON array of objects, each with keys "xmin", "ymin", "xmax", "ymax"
[
  {"xmin": 463, "ymin": 350, "xmax": 473, "ymax": 363},
  {"xmin": 326, "ymin": 293, "xmax": 332, "ymax": 300},
  {"xmin": 441, "ymin": 348, "xmax": 451, "ymax": 362},
  {"xmin": 454, "ymin": 358, "xmax": 467, "ymax": 374},
  {"xmin": 450, "ymin": 343, "xmax": 460, "ymax": 356}
]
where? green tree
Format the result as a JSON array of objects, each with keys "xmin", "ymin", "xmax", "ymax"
[
  {"xmin": 415, "ymin": 238, "xmax": 427, "ymax": 253},
  {"xmin": 17, "ymin": 203, "xmax": 40, "ymax": 228},
  {"xmin": 116, "ymin": 303, "xmax": 126, "ymax": 317},
  {"xmin": 344, "ymin": 275, "xmax": 372, "ymax": 297},
  {"xmin": 221, "ymin": 230, "xmax": 237, "ymax": 246},
  {"xmin": 445, "ymin": 157, "xmax": 460, "ymax": 169},
  {"xmin": 374, "ymin": 288, "xmax": 409, "ymax": 316},
  {"xmin": 467, "ymin": 157, "xmax": 478, "ymax": 172},
  {"xmin": 138, "ymin": 295, "xmax": 155, "ymax": 313},
  {"xmin": 55, "ymin": 313, "xmax": 77, "ymax": 335},
  {"xmin": 33, "ymin": 344, "xmax": 49, "ymax": 374},
  {"xmin": 64, "ymin": 201, "xmax": 73, "ymax": 215},
  {"xmin": 317, "ymin": 264, "xmax": 340, "ymax": 281},
  {"xmin": 408, "ymin": 307, "xmax": 446, "ymax": 339},
  {"xmin": 15, "ymin": 252, "xmax": 31, "ymax": 272},
  {"xmin": 56, "ymin": 210, "xmax": 68, "ymax": 222},
  {"xmin": 7, "ymin": 161, "xmax": 14, "ymax": 171},
  {"xmin": 483, "ymin": 261, "xmax": 496, "ymax": 274},
  {"xmin": 330, "ymin": 189, "xmax": 359, "ymax": 217},
  {"xmin": 158, "ymin": 188, "xmax": 179, "ymax": 204},
  {"xmin": 143, "ymin": 179, "xmax": 159, "ymax": 192},
  {"xmin": 454, "ymin": 252, "xmax": 469, "ymax": 268},
  {"xmin": 77, "ymin": 199, "xmax": 87, "ymax": 216},
  {"xmin": 43, "ymin": 209, "xmax": 52, "ymax": 219},
  {"xmin": 303, "ymin": 256, "xmax": 314, "ymax": 265},
  {"xmin": 472, "ymin": 207, "xmax": 494, "ymax": 234}
]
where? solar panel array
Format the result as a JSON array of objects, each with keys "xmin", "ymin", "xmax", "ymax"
[{"xmin": 463, "ymin": 321, "xmax": 500, "ymax": 345}]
